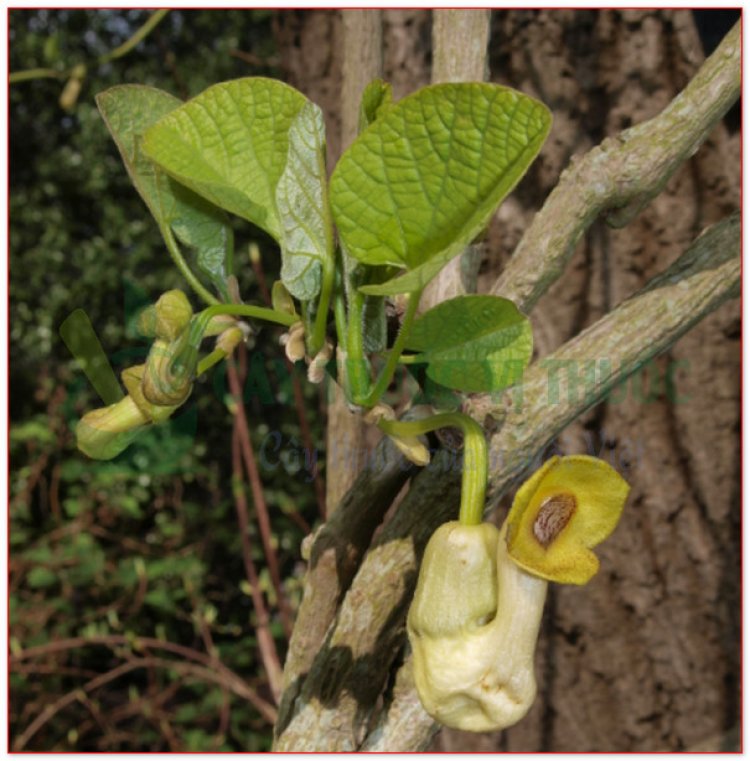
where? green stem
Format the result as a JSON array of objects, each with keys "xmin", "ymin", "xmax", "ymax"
[
  {"xmin": 11, "ymin": 11, "xmax": 169, "ymax": 85},
  {"xmin": 160, "ymin": 224, "xmax": 220, "ymax": 307},
  {"xmin": 197, "ymin": 348, "xmax": 227, "ymax": 376},
  {"xmin": 186, "ymin": 304, "xmax": 297, "ymax": 377},
  {"xmin": 396, "ymin": 354, "xmax": 420, "ymax": 365},
  {"xmin": 196, "ymin": 304, "xmax": 298, "ymax": 332},
  {"xmin": 345, "ymin": 284, "xmax": 372, "ymax": 403},
  {"xmin": 358, "ymin": 288, "xmax": 423, "ymax": 408},
  {"xmin": 308, "ymin": 255, "xmax": 335, "ymax": 356},
  {"xmin": 377, "ymin": 412, "xmax": 487, "ymax": 525},
  {"xmin": 9, "ymin": 68, "xmax": 65, "ymax": 84},
  {"xmin": 307, "ymin": 142, "xmax": 337, "ymax": 357},
  {"xmin": 333, "ymin": 280, "xmax": 348, "ymax": 354},
  {"xmin": 98, "ymin": 9, "xmax": 170, "ymax": 64}
]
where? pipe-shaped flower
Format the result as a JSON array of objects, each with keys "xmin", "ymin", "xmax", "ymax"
[
  {"xmin": 76, "ymin": 395, "xmax": 149, "ymax": 460},
  {"xmin": 408, "ymin": 521, "xmax": 546, "ymax": 732},
  {"xmin": 77, "ymin": 364, "xmax": 185, "ymax": 460},
  {"xmin": 407, "ymin": 455, "xmax": 630, "ymax": 732},
  {"xmin": 505, "ymin": 455, "xmax": 630, "ymax": 585}
]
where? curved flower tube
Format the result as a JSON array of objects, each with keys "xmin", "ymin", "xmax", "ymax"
[{"xmin": 408, "ymin": 521, "xmax": 545, "ymax": 732}]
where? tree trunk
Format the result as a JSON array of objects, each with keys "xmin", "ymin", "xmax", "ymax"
[{"xmin": 273, "ymin": 9, "xmax": 740, "ymax": 751}]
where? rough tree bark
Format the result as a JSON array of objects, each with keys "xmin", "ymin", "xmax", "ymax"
[{"xmin": 273, "ymin": 10, "xmax": 740, "ymax": 752}]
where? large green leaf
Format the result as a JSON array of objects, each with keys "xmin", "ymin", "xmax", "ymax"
[
  {"xmin": 96, "ymin": 85, "xmax": 233, "ymax": 299},
  {"xmin": 330, "ymin": 83, "xmax": 551, "ymax": 295},
  {"xmin": 404, "ymin": 295, "xmax": 533, "ymax": 393},
  {"xmin": 275, "ymin": 101, "xmax": 332, "ymax": 300},
  {"xmin": 141, "ymin": 77, "xmax": 309, "ymax": 241}
]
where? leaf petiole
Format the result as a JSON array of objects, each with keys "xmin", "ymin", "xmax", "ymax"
[
  {"xmin": 195, "ymin": 304, "xmax": 298, "ymax": 332},
  {"xmin": 308, "ymin": 254, "xmax": 335, "ymax": 356},
  {"xmin": 160, "ymin": 223, "xmax": 220, "ymax": 308},
  {"xmin": 357, "ymin": 287, "xmax": 424, "ymax": 408},
  {"xmin": 197, "ymin": 348, "xmax": 227, "ymax": 376}
]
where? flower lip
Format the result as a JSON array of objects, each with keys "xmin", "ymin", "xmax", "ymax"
[{"xmin": 505, "ymin": 455, "xmax": 630, "ymax": 585}]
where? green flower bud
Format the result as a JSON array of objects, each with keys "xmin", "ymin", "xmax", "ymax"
[
  {"xmin": 58, "ymin": 64, "xmax": 86, "ymax": 112},
  {"xmin": 154, "ymin": 290, "xmax": 193, "ymax": 341},
  {"xmin": 76, "ymin": 395, "xmax": 148, "ymax": 460},
  {"xmin": 216, "ymin": 326, "xmax": 245, "ymax": 356},
  {"xmin": 272, "ymin": 280, "xmax": 297, "ymax": 316},
  {"xmin": 122, "ymin": 364, "xmax": 179, "ymax": 424},
  {"xmin": 142, "ymin": 339, "xmax": 194, "ymax": 406},
  {"xmin": 136, "ymin": 305, "xmax": 158, "ymax": 338},
  {"xmin": 203, "ymin": 314, "xmax": 237, "ymax": 337}
]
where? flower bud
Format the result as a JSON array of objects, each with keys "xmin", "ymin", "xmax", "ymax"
[
  {"xmin": 216, "ymin": 326, "xmax": 245, "ymax": 356},
  {"xmin": 280, "ymin": 322, "xmax": 306, "ymax": 362},
  {"xmin": 365, "ymin": 403, "xmax": 431, "ymax": 466},
  {"xmin": 272, "ymin": 281, "xmax": 297, "ymax": 317},
  {"xmin": 136, "ymin": 305, "xmax": 158, "ymax": 338},
  {"xmin": 142, "ymin": 339, "xmax": 194, "ymax": 406},
  {"xmin": 307, "ymin": 339, "xmax": 333, "ymax": 385},
  {"xmin": 203, "ymin": 314, "xmax": 237, "ymax": 337},
  {"xmin": 122, "ymin": 364, "xmax": 178, "ymax": 424},
  {"xmin": 59, "ymin": 64, "xmax": 86, "ymax": 112},
  {"xmin": 154, "ymin": 289, "xmax": 193, "ymax": 341}
]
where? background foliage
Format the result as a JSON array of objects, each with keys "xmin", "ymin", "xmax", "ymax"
[{"xmin": 10, "ymin": 10, "xmax": 323, "ymax": 751}]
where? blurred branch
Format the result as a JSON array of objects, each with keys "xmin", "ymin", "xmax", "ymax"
[
  {"xmin": 11, "ymin": 634, "xmax": 278, "ymax": 750},
  {"xmin": 13, "ymin": 654, "xmax": 275, "ymax": 751},
  {"xmin": 10, "ymin": 9, "xmax": 170, "ymax": 85},
  {"xmin": 9, "ymin": 67, "xmax": 64, "ymax": 83},
  {"xmin": 491, "ymin": 20, "xmax": 740, "ymax": 312},
  {"xmin": 98, "ymin": 9, "xmax": 169, "ymax": 64},
  {"xmin": 230, "ymin": 410, "xmax": 284, "ymax": 702},
  {"xmin": 228, "ymin": 351, "xmax": 295, "ymax": 640}
]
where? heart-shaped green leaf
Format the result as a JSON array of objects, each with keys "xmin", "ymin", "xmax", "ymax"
[
  {"xmin": 96, "ymin": 85, "xmax": 233, "ymax": 299},
  {"xmin": 275, "ymin": 101, "xmax": 332, "ymax": 300},
  {"xmin": 141, "ymin": 78, "xmax": 309, "ymax": 241},
  {"xmin": 330, "ymin": 83, "xmax": 551, "ymax": 295},
  {"xmin": 405, "ymin": 295, "xmax": 533, "ymax": 393}
]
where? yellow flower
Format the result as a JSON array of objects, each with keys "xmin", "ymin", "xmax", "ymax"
[
  {"xmin": 407, "ymin": 455, "xmax": 630, "ymax": 732},
  {"xmin": 505, "ymin": 455, "xmax": 630, "ymax": 585}
]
